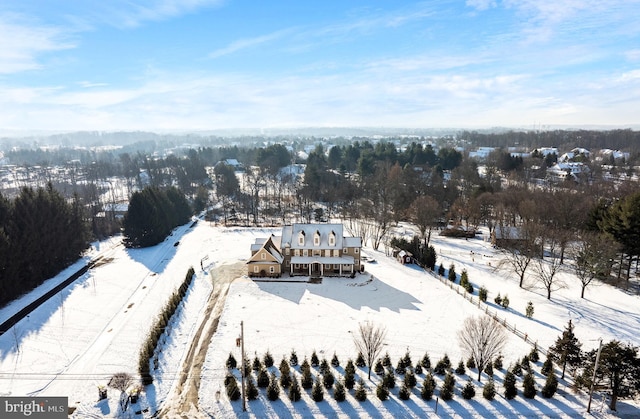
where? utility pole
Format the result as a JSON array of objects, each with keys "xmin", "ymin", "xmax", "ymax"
[
  {"xmin": 240, "ymin": 321, "xmax": 247, "ymax": 412},
  {"xmin": 587, "ymin": 338, "xmax": 603, "ymax": 413}
]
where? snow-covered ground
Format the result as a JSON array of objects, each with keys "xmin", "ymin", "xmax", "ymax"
[{"xmin": 1, "ymin": 220, "xmax": 639, "ymax": 418}]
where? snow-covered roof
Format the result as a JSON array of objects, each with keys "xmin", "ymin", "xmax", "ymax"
[{"xmin": 281, "ymin": 223, "xmax": 349, "ymax": 250}]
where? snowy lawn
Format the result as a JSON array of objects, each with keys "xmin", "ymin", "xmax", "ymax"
[{"xmin": 1, "ymin": 221, "xmax": 639, "ymax": 418}]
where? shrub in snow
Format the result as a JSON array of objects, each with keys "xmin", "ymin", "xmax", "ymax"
[
  {"xmin": 511, "ymin": 361, "xmax": 523, "ymax": 377},
  {"xmin": 383, "ymin": 369, "xmax": 396, "ymax": 389},
  {"xmin": 266, "ymin": 373, "xmax": 280, "ymax": 401},
  {"xmin": 503, "ymin": 370, "xmax": 517, "ymax": 400},
  {"xmin": 257, "ymin": 367, "xmax": 270, "ymax": 388},
  {"xmin": 242, "ymin": 358, "xmax": 251, "ymax": 376},
  {"xmin": 404, "ymin": 370, "xmax": 417, "ymax": 388},
  {"xmin": 301, "ymin": 367, "xmax": 313, "ymax": 389},
  {"xmin": 319, "ymin": 358, "xmax": 329, "ymax": 374},
  {"xmin": 438, "ymin": 264, "xmax": 445, "ymax": 276},
  {"xmin": 466, "ymin": 282, "xmax": 474, "ymax": 294},
  {"xmin": 355, "ymin": 379, "xmax": 368, "ymax": 401},
  {"xmin": 466, "ymin": 356, "xmax": 476, "ymax": 369},
  {"xmin": 323, "ymin": 370, "xmax": 335, "ymax": 389},
  {"xmin": 374, "ymin": 360, "xmax": 384, "ymax": 376},
  {"xmin": 521, "ymin": 355, "xmax": 531, "ymax": 372},
  {"xmin": 398, "ymin": 383, "xmax": 412, "ymax": 400},
  {"xmin": 395, "ymin": 359, "xmax": 407, "ymax": 375},
  {"xmin": 460, "ymin": 269, "xmax": 469, "ymax": 288},
  {"xmin": 344, "ymin": 368, "xmax": 356, "ymax": 390},
  {"xmin": 462, "ymin": 379, "xmax": 476, "ymax": 399},
  {"xmin": 345, "ymin": 359, "xmax": 356, "ymax": 375},
  {"xmin": 455, "ymin": 360, "xmax": 466, "ymax": 375},
  {"xmin": 483, "ymin": 378, "xmax": 496, "ymax": 400},
  {"xmin": 479, "ymin": 286, "xmax": 488, "ymax": 302},
  {"xmin": 331, "ymin": 353, "xmax": 340, "ymax": 367},
  {"xmin": 448, "ymin": 263, "xmax": 457, "ymax": 282},
  {"xmin": 252, "ymin": 356, "xmax": 262, "ymax": 372},
  {"xmin": 312, "ymin": 378, "xmax": 324, "ymax": 402},
  {"xmin": 501, "ymin": 294, "xmax": 510, "ymax": 309},
  {"xmin": 420, "ymin": 374, "xmax": 435, "ymax": 400},
  {"xmin": 223, "ymin": 373, "xmax": 235, "ymax": 387},
  {"xmin": 523, "ymin": 371, "xmax": 536, "ymax": 399},
  {"xmin": 494, "ymin": 293, "xmax": 502, "ymax": 305},
  {"xmin": 541, "ymin": 355, "xmax": 553, "ymax": 376},
  {"xmin": 421, "ymin": 352, "xmax": 432, "ymax": 369},
  {"xmin": 484, "ymin": 362, "xmax": 494, "ymax": 377},
  {"xmin": 382, "ymin": 352, "xmax": 392, "ymax": 367},
  {"xmin": 541, "ymin": 370, "xmax": 558, "ymax": 398},
  {"xmin": 301, "ymin": 357, "xmax": 310, "ymax": 372},
  {"xmin": 226, "ymin": 353, "xmax": 237, "ymax": 369},
  {"xmin": 311, "ymin": 351, "xmax": 319, "ymax": 367},
  {"xmin": 493, "ymin": 354, "xmax": 503, "ymax": 370},
  {"xmin": 376, "ymin": 382, "xmax": 389, "ymax": 401},
  {"xmin": 289, "ymin": 350, "xmax": 298, "ymax": 366},
  {"xmin": 333, "ymin": 380, "xmax": 346, "ymax": 402},
  {"xmin": 263, "ymin": 351, "xmax": 274, "ymax": 368},
  {"xmin": 225, "ymin": 375, "xmax": 241, "ymax": 401},
  {"xmin": 246, "ymin": 376, "xmax": 259, "ymax": 401},
  {"xmin": 414, "ymin": 364, "xmax": 423, "ymax": 375},
  {"xmin": 356, "ymin": 352, "xmax": 366, "ymax": 367},
  {"xmin": 280, "ymin": 365, "xmax": 292, "ymax": 389},
  {"xmin": 526, "ymin": 301, "xmax": 534, "ymax": 318},
  {"xmin": 440, "ymin": 372, "xmax": 455, "ymax": 400},
  {"xmin": 403, "ymin": 350, "xmax": 413, "ymax": 368},
  {"xmin": 529, "ymin": 346, "xmax": 540, "ymax": 363},
  {"xmin": 288, "ymin": 376, "xmax": 302, "ymax": 402}
]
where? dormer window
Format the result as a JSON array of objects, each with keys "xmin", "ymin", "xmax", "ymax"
[
  {"xmin": 329, "ymin": 231, "xmax": 336, "ymax": 246},
  {"xmin": 314, "ymin": 230, "xmax": 321, "ymax": 246},
  {"xmin": 298, "ymin": 231, "xmax": 305, "ymax": 246}
]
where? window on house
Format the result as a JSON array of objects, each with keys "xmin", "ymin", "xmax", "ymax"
[
  {"xmin": 261, "ymin": 253, "xmax": 266, "ymax": 260},
  {"xmin": 355, "ymin": 248, "xmax": 359, "ymax": 254},
  {"xmin": 270, "ymin": 266, "xmax": 274, "ymax": 273},
  {"xmin": 343, "ymin": 248, "xmax": 347, "ymax": 253},
  {"xmin": 329, "ymin": 234, "xmax": 335, "ymax": 246},
  {"xmin": 285, "ymin": 248, "xmax": 290, "ymax": 255},
  {"xmin": 294, "ymin": 263, "xmax": 299, "ymax": 269},
  {"xmin": 333, "ymin": 250, "xmax": 340, "ymax": 257},
  {"xmin": 314, "ymin": 234, "xmax": 320, "ymax": 246},
  {"xmin": 303, "ymin": 249, "xmax": 308, "ymax": 257},
  {"xmin": 295, "ymin": 249, "xmax": 300, "ymax": 256},
  {"xmin": 254, "ymin": 266, "xmax": 259, "ymax": 273},
  {"xmin": 298, "ymin": 232, "xmax": 305, "ymax": 246}
]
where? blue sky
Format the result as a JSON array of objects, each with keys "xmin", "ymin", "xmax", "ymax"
[{"xmin": 1, "ymin": 0, "xmax": 639, "ymax": 132}]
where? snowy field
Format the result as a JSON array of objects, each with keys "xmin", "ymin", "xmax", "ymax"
[{"xmin": 1, "ymin": 220, "xmax": 639, "ymax": 418}]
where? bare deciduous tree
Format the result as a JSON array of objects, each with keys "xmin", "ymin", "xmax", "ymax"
[
  {"xmin": 457, "ymin": 315, "xmax": 508, "ymax": 382},
  {"xmin": 353, "ymin": 321, "xmax": 387, "ymax": 380},
  {"xmin": 572, "ymin": 231, "xmax": 618, "ymax": 298},
  {"xmin": 108, "ymin": 372, "xmax": 135, "ymax": 413},
  {"xmin": 534, "ymin": 235, "xmax": 566, "ymax": 300}
]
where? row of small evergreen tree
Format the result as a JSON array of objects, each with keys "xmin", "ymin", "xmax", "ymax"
[
  {"xmin": 0, "ymin": 184, "xmax": 90, "ymax": 306},
  {"xmin": 122, "ymin": 186, "xmax": 192, "ymax": 248},
  {"xmin": 224, "ymin": 345, "xmax": 561, "ymax": 407}
]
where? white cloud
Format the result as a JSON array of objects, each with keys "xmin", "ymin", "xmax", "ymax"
[
  {"xmin": 465, "ymin": 0, "xmax": 497, "ymax": 11},
  {"xmin": 0, "ymin": 14, "xmax": 75, "ymax": 74},
  {"xmin": 208, "ymin": 29, "xmax": 293, "ymax": 59},
  {"xmin": 108, "ymin": 0, "xmax": 224, "ymax": 28}
]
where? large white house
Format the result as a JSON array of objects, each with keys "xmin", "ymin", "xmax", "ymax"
[{"xmin": 247, "ymin": 223, "xmax": 362, "ymax": 278}]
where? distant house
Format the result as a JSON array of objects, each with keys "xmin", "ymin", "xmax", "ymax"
[
  {"xmin": 395, "ymin": 249, "xmax": 413, "ymax": 264},
  {"xmin": 248, "ymin": 223, "xmax": 362, "ymax": 278},
  {"xmin": 491, "ymin": 225, "xmax": 525, "ymax": 248}
]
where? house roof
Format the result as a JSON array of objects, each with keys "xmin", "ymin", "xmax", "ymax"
[
  {"xmin": 281, "ymin": 223, "xmax": 348, "ymax": 249},
  {"xmin": 247, "ymin": 236, "xmax": 284, "ymax": 264}
]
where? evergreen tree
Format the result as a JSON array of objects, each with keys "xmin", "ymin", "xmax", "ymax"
[
  {"xmin": 374, "ymin": 360, "xmax": 384, "ymax": 376},
  {"xmin": 263, "ymin": 351, "xmax": 274, "ymax": 368},
  {"xmin": 290, "ymin": 350, "xmax": 298, "ymax": 366},
  {"xmin": 494, "ymin": 293, "xmax": 503, "ymax": 305},
  {"xmin": 548, "ymin": 319, "xmax": 582, "ymax": 379},
  {"xmin": 541, "ymin": 370, "xmax": 558, "ymax": 398},
  {"xmin": 382, "ymin": 352, "xmax": 392, "ymax": 367},
  {"xmin": 280, "ymin": 360, "xmax": 292, "ymax": 389},
  {"xmin": 344, "ymin": 367, "xmax": 356, "ymax": 390},
  {"xmin": 257, "ymin": 367, "xmax": 270, "ymax": 388},
  {"xmin": 333, "ymin": 380, "xmax": 346, "ymax": 402},
  {"xmin": 398, "ymin": 384, "xmax": 412, "ymax": 400},
  {"xmin": 541, "ymin": 355, "xmax": 554, "ymax": 376},
  {"xmin": 311, "ymin": 350, "xmax": 319, "ymax": 367},
  {"xmin": 312, "ymin": 377, "xmax": 324, "ymax": 402},
  {"xmin": 415, "ymin": 364, "xmax": 423, "ymax": 375},
  {"xmin": 530, "ymin": 345, "xmax": 540, "ymax": 363},
  {"xmin": 289, "ymin": 376, "xmax": 302, "ymax": 402},
  {"xmin": 438, "ymin": 264, "xmax": 445, "ymax": 276},
  {"xmin": 479, "ymin": 286, "xmax": 488, "ymax": 302},
  {"xmin": 253, "ymin": 356, "xmax": 262, "ymax": 372},
  {"xmin": 501, "ymin": 294, "xmax": 510, "ymax": 309},
  {"xmin": 383, "ymin": 369, "xmax": 396, "ymax": 389},
  {"xmin": 421, "ymin": 352, "xmax": 432, "ymax": 369},
  {"xmin": 226, "ymin": 353, "xmax": 237, "ymax": 369},
  {"xmin": 421, "ymin": 373, "xmax": 435, "ymax": 400},
  {"xmin": 493, "ymin": 354, "xmax": 503, "ymax": 370},
  {"xmin": 484, "ymin": 361, "xmax": 494, "ymax": 377},
  {"xmin": 525, "ymin": 301, "xmax": 534, "ymax": 318},
  {"xmin": 448, "ymin": 263, "xmax": 457, "ymax": 281},
  {"xmin": 455, "ymin": 360, "xmax": 466, "ymax": 375},
  {"xmin": 466, "ymin": 356, "xmax": 476, "ymax": 369},
  {"xmin": 503, "ymin": 370, "xmax": 518, "ymax": 400},
  {"xmin": 483, "ymin": 378, "xmax": 496, "ymax": 400},
  {"xmin": 404, "ymin": 370, "xmax": 417, "ymax": 388},
  {"xmin": 395, "ymin": 358, "xmax": 407, "ymax": 375},
  {"xmin": 403, "ymin": 350, "xmax": 413, "ymax": 369},
  {"xmin": 376, "ymin": 382, "xmax": 389, "ymax": 401},
  {"xmin": 301, "ymin": 357, "xmax": 310, "ymax": 372},
  {"xmin": 301, "ymin": 367, "xmax": 313, "ymax": 389},
  {"xmin": 460, "ymin": 269, "xmax": 469, "ymax": 288},
  {"xmin": 356, "ymin": 352, "xmax": 366, "ymax": 367},
  {"xmin": 246, "ymin": 375, "xmax": 259, "ymax": 401},
  {"xmin": 331, "ymin": 353, "xmax": 340, "ymax": 367},
  {"xmin": 440, "ymin": 372, "xmax": 455, "ymax": 400},
  {"xmin": 323, "ymin": 370, "xmax": 335, "ymax": 389},
  {"xmin": 345, "ymin": 359, "xmax": 356, "ymax": 376},
  {"xmin": 462, "ymin": 379, "xmax": 476, "ymax": 399},
  {"xmin": 319, "ymin": 358, "xmax": 330, "ymax": 374},
  {"xmin": 355, "ymin": 379, "xmax": 368, "ymax": 401},
  {"xmin": 511, "ymin": 361, "xmax": 523, "ymax": 377},
  {"xmin": 225, "ymin": 375, "xmax": 241, "ymax": 401},
  {"xmin": 523, "ymin": 371, "xmax": 537, "ymax": 399},
  {"xmin": 266, "ymin": 373, "xmax": 280, "ymax": 401}
]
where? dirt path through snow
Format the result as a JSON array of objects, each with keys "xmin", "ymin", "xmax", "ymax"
[{"xmin": 159, "ymin": 262, "xmax": 246, "ymax": 418}]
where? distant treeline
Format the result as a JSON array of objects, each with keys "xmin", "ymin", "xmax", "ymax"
[
  {"xmin": 458, "ymin": 129, "xmax": 640, "ymax": 153},
  {"xmin": 0, "ymin": 184, "xmax": 90, "ymax": 307}
]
